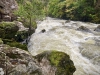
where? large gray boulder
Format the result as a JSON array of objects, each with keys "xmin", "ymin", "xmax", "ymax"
[
  {"xmin": 0, "ymin": 44, "xmax": 42, "ymax": 75},
  {"xmin": 35, "ymin": 51, "xmax": 76, "ymax": 75},
  {"xmin": 0, "ymin": 44, "xmax": 76, "ymax": 75}
]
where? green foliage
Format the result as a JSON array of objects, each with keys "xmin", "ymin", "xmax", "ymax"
[
  {"xmin": 64, "ymin": 0, "xmax": 100, "ymax": 23},
  {"xmin": 48, "ymin": 0, "xmax": 66, "ymax": 18},
  {"xmin": 15, "ymin": 0, "xmax": 45, "ymax": 29},
  {"xmin": 15, "ymin": 0, "xmax": 100, "ymax": 23},
  {"xmin": 43, "ymin": 0, "xmax": 100, "ymax": 23}
]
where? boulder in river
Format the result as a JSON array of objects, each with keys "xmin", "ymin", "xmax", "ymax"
[
  {"xmin": 77, "ymin": 26, "xmax": 90, "ymax": 32},
  {"xmin": 41, "ymin": 29, "xmax": 46, "ymax": 33},
  {"xmin": 35, "ymin": 50, "xmax": 76, "ymax": 75}
]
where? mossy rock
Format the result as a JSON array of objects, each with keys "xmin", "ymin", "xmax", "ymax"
[
  {"xmin": 7, "ymin": 41, "xmax": 28, "ymax": 51},
  {"xmin": 2, "ymin": 39, "xmax": 13, "ymax": 44},
  {"xmin": 35, "ymin": 50, "xmax": 76, "ymax": 75},
  {"xmin": 0, "ymin": 21, "xmax": 19, "ymax": 39}
]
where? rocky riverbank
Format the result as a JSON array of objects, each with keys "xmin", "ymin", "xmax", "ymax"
[{"xmin": 0, "ymin": 44, "xmax": 76, "ymax": 75}]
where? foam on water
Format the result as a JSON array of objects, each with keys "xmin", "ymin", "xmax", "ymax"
[{"xmin": 28, "ymin": 17, "xmax": 100, "ymax": 75}]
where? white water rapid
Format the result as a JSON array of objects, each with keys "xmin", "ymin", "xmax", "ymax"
[{"xmin": 28, "ymin": 17, "xmax": 100, "ymax": 75}]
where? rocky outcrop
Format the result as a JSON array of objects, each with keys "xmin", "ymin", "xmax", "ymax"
[
  {"xmin": 0, "ymin": 44, "xmax": 76, "ymax": 75},
  {"xmin": 0, "ymin": 0, "xmax": 18, "ymax": 21},
  {"xmin": 0, "ymin": 44, "xmax": 42, "ymax": 75},
  {"xmin": 0, "ymin": 21, "xmax": 35, "ymax": 50}
]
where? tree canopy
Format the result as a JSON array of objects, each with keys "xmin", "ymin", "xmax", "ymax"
[{"xmin": 15, "ymin": 0, "xmax": 100, "ymax": 23}]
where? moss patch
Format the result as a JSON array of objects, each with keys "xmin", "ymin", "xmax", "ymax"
[
  {"xmin": 2, "ymin": 39, "xmax": 27, "ymax": 51},
  {"xmin": 48, "ymin": 51, "xmax": 70, "ymax": 66},
  {"xmin": 7, "ymin": 41, "xmax": 28, "ymax": 51},
  {"xmin": 48, "ymin": 51, "xmax": 75, "ymax": 75},
  {"xmin": 0, "ymin": 22, "xmax": 15, "ymax": 28},
  {"xmin": 0, "ymin": 22, "xmax": 19, "ymax": 39}
]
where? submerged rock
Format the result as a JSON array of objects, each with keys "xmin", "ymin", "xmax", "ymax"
[
  {"xmin": 41, "ymin": 29, "xmax": 46, "ymax": 33},
  {"xmin": 77, "ymin": 26, "xmax": 90, "ymax": 32}
]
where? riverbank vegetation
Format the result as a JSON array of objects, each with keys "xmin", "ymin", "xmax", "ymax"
[{"xmin": 16, "ymin": 0, "xmax": 100, "ymax": 24}]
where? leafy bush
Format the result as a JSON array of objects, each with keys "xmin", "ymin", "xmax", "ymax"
[{"xmin": 48, "ymin": 0, "xmax": 66, "ymax": 18}]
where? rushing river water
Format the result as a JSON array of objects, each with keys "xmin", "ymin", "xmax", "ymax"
[{"xmin": 28, "ymin": 17, "xmax": 100, "ymax": 75}]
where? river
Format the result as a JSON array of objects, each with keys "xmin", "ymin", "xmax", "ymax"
[{"xmin": 28, "ymin": 17, "xmax": 100, "ymax": 75}]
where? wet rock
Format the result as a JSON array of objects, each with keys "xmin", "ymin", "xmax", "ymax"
[
  {"xmin": 41, "ymin": 29, "xmax": 46, "ymax": 33},
  {"xmin": 15, "ymin": 29, "xmax": 35, "ymax": 43},
  {"xmin": 15, "ymin": 30, "xmax": 29, "ymax": 42},
  {"xmin": 65, "ymin": 20, "xmax": 70, "ymax": 23},
  {"xmin": 14, "ymin": 21, "xmax": 34, "ymax": 42},
  {"xmin": 35, "ymin": 50, "xmax": 76, "ymax": 75},
  {"xmin": 77, "ymin": 26, "xmax": 90, "ymax": 32},
  {"xmin": 94, "ymin": 25, "xmax": 100, "ymax": 32}
]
